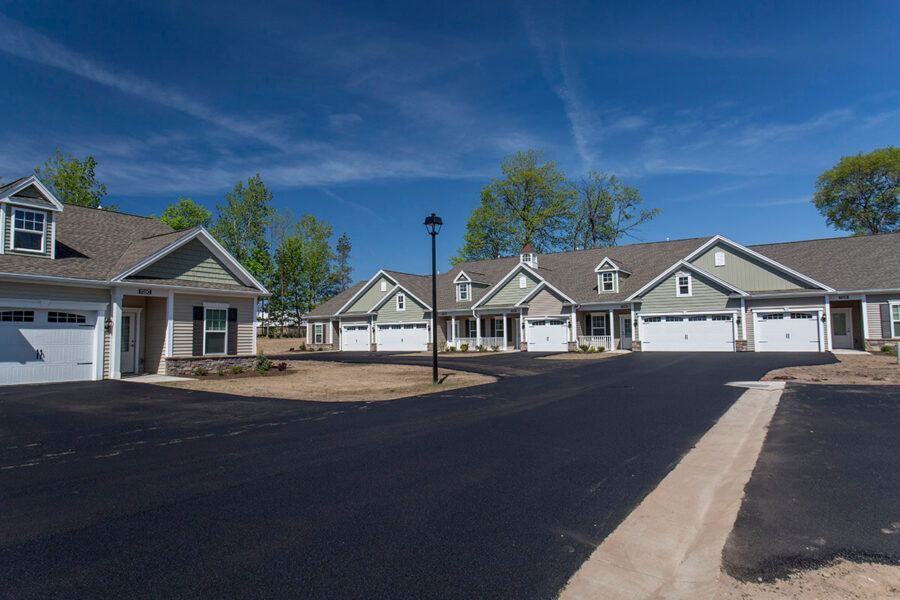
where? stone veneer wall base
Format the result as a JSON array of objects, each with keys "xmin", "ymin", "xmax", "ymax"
[
  {"xmin": 631, "ymin": 340, "xmax": 642, "ymax": 352},
  {"xmin": 165, "ymin": 355, "xmax": 256, "ymax": 376},
  {"xmin": 864, "ymin": 339, "xmax": 897, "ymax": 352}
]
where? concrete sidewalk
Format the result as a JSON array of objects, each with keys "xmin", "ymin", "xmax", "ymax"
[{"xmin": 560, "ymin": 381, "xmax": 786, "ymax": 600}]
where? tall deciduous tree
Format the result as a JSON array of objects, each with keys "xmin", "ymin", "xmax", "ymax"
[
  {"xmin": 160, "ymin": 197, "xmax": 213, "ymax": 231},
  {"xmin": 212, "ymin": 174, "xmax": 274, "ymax": 282},
  {"xmin": 332, "ymin": 232, "xmax": 353, "ymax": 293},
  {"xmin": 453, "ymin": 149, "xmax": 575, "ymax": 263},
  {"xmin": 813, "ymin": 146, "xmax": 900, "ymax": 235},
  {"xmin": 34, "ymin": 149, "xmax": 114, "ymax": 209},
  {"xmin": 272, "ymin": 214, "xmax": 336, "ymax": 322},
  {"xmin": 569, "ymin": 172, "xmax": 661, "ymax": 249}
]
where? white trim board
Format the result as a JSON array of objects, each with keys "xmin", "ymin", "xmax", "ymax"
[
  {"xmin": 0, "ymin": 175, "xmax": 65, "ymax": 212},
  {"xmin": 335, "ymin": 269, "xmax": 398, "ymax": 314},
  {"xmin": 514, "ymin": 280, "xmax": 576, "ymax": 307},
  {"xmin": 627, "ymin": 260, "xmax": 749, "ymax": 301},
  {"xmin": 368, "ymin": 283, "xmax": 433, "ymax": 312}
]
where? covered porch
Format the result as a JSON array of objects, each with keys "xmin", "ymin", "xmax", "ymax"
[
  {"xmin": 829, "ymin": 297, "xmax": 866, "ymax": 350},
  {"xmin": 445, "ymin": 309, "xmax": 521, "ymax": 350},
  {"xmin": 576, "ymin": 307, "xmax": 634, "ymax": 351}
]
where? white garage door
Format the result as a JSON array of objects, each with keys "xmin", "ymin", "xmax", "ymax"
[
  {"xmin": 341, "ymin": 324, "xmax": 370, "ymax": 351},
  {"xmin": 755, "ymin": 311, "xmax": 821, "ymax": 352},
  {"xmin": 640, "ymin": 314, "xmax": 735, "ymax": 352},
  {"xmin": 0, "ymin": 309, "xmax": 98, "ymax": 385},
  {"xmin": 528, "ymin": 319, "xmax": 569, "ymax": 352},
  {"xmin": 376, "ymin": 323, "xmax": 428, "ymax": 352}
]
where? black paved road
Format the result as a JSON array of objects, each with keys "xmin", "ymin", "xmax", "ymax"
[
  {"xmin": 0, "ymin": 352, "xmax": 831, "ymax": 599},
  {"xmin": 723, "ymin": 383, "xmax": 900, "ymax": 581}
]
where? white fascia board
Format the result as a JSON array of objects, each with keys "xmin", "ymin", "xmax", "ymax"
[
  {"xmin": 369, "ymin": 283, "xmax": 433, "ymax": 312},
  {"xmin": 594, "ymin": 257, "xmax": 631, "ymax": 274},
  {"xmin": 453, "ymin": 271, "xmax": 472, "ymax": 283},
  {"xmin": 114, "ymin": 280, "xmax": 265, "ymax": 296},
  {"xmin": 513, "ymin": 280, "xmax": 576, "ymax": 307},
  {"xmin": 0, "ymin": 176, "xmax": 65, "ymax": 212},
  {"xmin": 683, "ymin": 235, "xmax": 835, "ymax": 292},
  {"xmin": 0, "ymin": 272, "xmax": 110, "ymax": 288},
  {"xmin": 472, "ymin": 263, "xmax": 547, "ymax": 309},
  {"xmin": 335, "ymin": 269, "xmax": 398, "ymax": 314},
  {"xmin": 193, "ymin": 228, "xmax": 270, "ymax": 293},
  {"xmin": 626, "ymin": 260, "xmax": 749, "ymax": 301},
  {"xmin": 0, "ymin": 297, "xmax": 109, "ymax": 310}
]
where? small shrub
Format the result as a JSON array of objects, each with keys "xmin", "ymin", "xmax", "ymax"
[
  {"xmin": 231, "ymin": 365, "xmax": 243, "ymax": 375},
  {"xmin": 460, "ymin": 343, "xmax": 469, "ymax": 352},
  {"xmin": 316, "ymin": 347, "xmax": 323, "ymax": 351},
  {"xmin": 587, "ymin": 347, "xmax": 596, "ymax": 353},
  {"xmin": 579, "ymin": 344, "xmax": 589, "ymax": 352},
  {"xmin": 881, "ymin": 345, "xmax": 894, "ymax": 354},
  {"xmin": 217, "ymin": 369, "xmax": 226, "ymax": 377},
  {"xmin": 193, "ymin": 367, "xmax": 208, "ymax": 376},
  {"xmin": 490, "ymin": 345, "xmax": 499, "ymax": 352},
  {"xmin": 255, "ymin": 350, "xmax": 273, "ymax": 374},
  {"xmin": 276, "ymin": 362, "xmax": 288, "ymax": 371},
  {"xmin": 476, "ymin": 344, "xmax": 487, "ymax": 352},
  {"xmin": 597, "ymin": 346, "xmax": 606, "ymax": 353},
  {"xmin": 299, "ymin": 343, "xmax": 307, "ymax": 351}
]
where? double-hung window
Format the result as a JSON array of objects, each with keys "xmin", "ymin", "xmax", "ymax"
[
  {"xmin": 892, "ymin": 303, "xmax": 900, "ymax": 338},
  {"xmin": 466, "ymin": 319, "xmax": 477, "ymax": 338},
  {"xmin": 396, "ymin": 293, "xmax": 406, "ymax": 311},
  {"xmin": 590, "ymin": 315, "xmax": 608, "ymax": 336},
  {"xmin": 12, "ymin": 209, "xmax": 45, "ymax": 252},
  {"xmin": 600, "ymin": 272, "xmax": 615, "ymax": 292},
  {"xmin": 676, "ymin": 273, "xmax": 692, "ymax": 297},
  {"xmin": 204, "ymin": 308, "xmax": 227, "ymax": 355},
  {"xmin": 493, "ymin": 318, "xmax": 504, "ymax": 339},
  {"xmin": 314, "ymin": 323, "xmax": 324, "ymax": 344},
  {"xmin": 458, "ymin": 283, "xmax": 469, "ymax": 301}
]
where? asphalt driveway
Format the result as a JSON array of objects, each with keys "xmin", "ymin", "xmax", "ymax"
[
  {"xmin": 723, "ymin": 383, "xmax": 900, "ymax": 581},
  {"xmin": 0, "ymin": 352, "xmax": 831, "ymax": 599}
]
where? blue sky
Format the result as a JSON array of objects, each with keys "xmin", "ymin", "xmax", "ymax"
[{"xmin": 1, "ymin": 1, "xmax": 898, "ymax": 281}]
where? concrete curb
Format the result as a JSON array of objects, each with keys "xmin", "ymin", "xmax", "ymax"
[{"xmin": 559, "ymin": 381, "xmax": 785, "ymax": 600}]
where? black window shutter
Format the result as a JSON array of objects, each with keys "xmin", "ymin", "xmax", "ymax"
[
  {"xmin": 192, "ymin": 307, "xmax": 204, "ymax": 356},
  {"xmin": 585, "ymin": 314, "xmax": 591, "ymax": 335},
  {"xmin": 880, "ymin": 304, "xmax": 892, "ymax": 338},
  {"xmin": 606, "ymin": 313, "xmax": 611, "ymax": 334},
  {"xmin": 228, "ymin": 308, "xmax": 238, "ymax": 355},
  {"xmin": 490, "ymin": 319, "xmax": 496, "ymax": 337}
]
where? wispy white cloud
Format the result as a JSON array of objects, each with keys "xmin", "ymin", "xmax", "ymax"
[
  {"xmin": 317, "ymin": 187, "xmax": 381, "ymax": 221},
  {"xmin": 748, "ymin": 196, "xmax": 811, "ymax": 207}
]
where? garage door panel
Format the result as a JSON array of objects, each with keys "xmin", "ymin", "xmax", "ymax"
[
  {"xmin": 528, "ymin": 319, "xmax": 569, "ymax": 352},
  {"xmin": 640, "ymin": 314, "xmax": 734, "ymax": 352},
  {"xmin": 341, "ymin": 325, "xmax": 370, "ymax": 351},
  {"xmin": 0, "ymin": 309, "xmax": 98, "ymax": 385},
  {"xmin": 376, "ymin": 324, "xmax": 428, "ymax": 352},
  {"xmin": 755, "ymin": 312, "xmax": 820, "ymax": 352}
]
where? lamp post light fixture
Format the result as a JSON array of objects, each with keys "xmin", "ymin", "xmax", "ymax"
[{"xmin": 424, "ymin": 213, "xmax": 443, "ymax": 385}]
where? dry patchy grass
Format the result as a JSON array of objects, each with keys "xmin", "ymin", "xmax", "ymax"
[
  {"xmin": 763, "ymin": 352, "xmax": 900, "ymax": 385},
  {"xmin": 718, "ymin": 560, "xmax": 900, "ymax": 599}
]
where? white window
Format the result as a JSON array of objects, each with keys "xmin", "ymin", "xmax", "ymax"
[
  {"xmin": 519, "ymin": 275, "xmax": 527, "ymax": 289},
  {"xmin": 204, "ymin": 308, "xmax": 227, "ymax": 355},
  {"xmin": 714, "ymin": 251, "xmax": 726, "ymax": 267},
  {"xmin": 892, "ymin": 303, "xmax": 900, "ymax": 338},
  {"xmin": 493, "ymin": 318, "xmax": 504, "ymax": 339},
  {"xmin": 380, "ymin": 280, "xmax": 387, "ymax": 292},
  {"xmin": 396, "ymin": 293, "xmax": 405, "ymax": 311},
  {"xmin": 590, "ymin": 315, "xmax": 607, "ymax": 335},
  {"xmin": 12, "ymin": 208, "xmax": 46, "ymax": 252},
  {"xmin": 458, "ymin": 283, "xmax": 469, "ymax": 301},
  {"xmin": 600, "ymin": 272, "xmax": 615, "ymax": 292},
  {"xmin": 48, "ymin": 312, "xmax": 86, "ymax": 323},
  {"xmin": 466, "ymin": 319, "xmax": 477, "ymax": 337},
  {"xmin": 675, "ymin": 273, "xmax": 692, "ymax": 297},
  {"xmin": 0, "ymin": 310, "xmax": 34, "ymax": 322},
  {"xmin": 314, "ymin": 323, "xmax": 324, "ymax": 344}
]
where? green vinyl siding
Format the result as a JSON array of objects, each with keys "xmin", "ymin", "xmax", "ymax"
[
  {"xmin": 640, "ymin": 270, "xmax": 741, "ymax": 312},
  {"xmin": 484, "ymin": 268, "xmax": 540, "ymax": 306},
  {"xmin": 345, "ymin": 275, "xmax": 394, "ymax": 313},
  {"xmin": 690, "ymin": 243, "xmax": 813, "ymax": 291},
  {"xmin": 136, "ymin": 239, "xmax": 242, "ymax": 285},
  {"xmin": 376, "ymin": 290, "xmax": 428, "ymax": 322},
  {"xmin": 5, "ymin": 206, "xmax": 52, "ymax": 257}
]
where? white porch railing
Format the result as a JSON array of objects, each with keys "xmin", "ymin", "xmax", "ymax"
[
  {"xmin": 578, "ymin": 335, "xmax": 612, "ymax": 350},
  {"xmin": 449, "ymin": 336, "xmax": 506, "ymax": 350},
  {"xmin": 480, "ymin": 337, "xmax": 504, "ymax": 349},
  {"xmin": 450, "ymin": 337, "xmax": 477, "ymax": 349}
]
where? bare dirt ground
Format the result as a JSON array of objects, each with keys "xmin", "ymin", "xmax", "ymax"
[
  {"xmin": 538, "ymin": 351, "xmax": 627, "ymax": 361},
  {"xmin": 163, "ymin": 360, "xmax": 496, "ymax": 402},
  {"xmin": 718, "ymin": 560, "xmax": 900, "ymax": 599},
  {"xmin": 763, "ymin": 352, "xmax": 900, "ymax": 385},
  {"xmin": 257, "ymin": 337, "xmax": 307, "ymax": 355}
]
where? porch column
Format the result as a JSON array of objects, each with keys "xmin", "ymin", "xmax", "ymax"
[
  {"xmin": 110, "ymin": 290, "xmax": 123, "ymax": 379},
  {"xmin": 252, "ymin": 296, "xmax": 258, "ymax": 355},
  {"xmin": 631, "ymin": 302, "xmax": 638, "ymax": 341},
  {"xmin": 824, "ymin": 296, "xmax": 832, "ymax": 351},
  {"xmin": 165, "ymin": 290, "xmax": 175, "ymax": 357},
  {"xmin": 570, "ymin": 306, "xmax": 577, "ymax": 342},
  {"xmin": 475, "ymin": 314, "xmax": 482, "ymax": 347},
  {"xmin": 451, "ymin": 315, "xmax": 456, "ymax": 345},
  {"xmin": 503, "ymin": 313, "xmax": 508, "ymax": 351},
  {"xmin": 739, "ymin": 298, "xmax": 746, "ymax": 340},
  {"xmin": 861, "ymin": 295, "xmax": 869, "ymax": 343}
]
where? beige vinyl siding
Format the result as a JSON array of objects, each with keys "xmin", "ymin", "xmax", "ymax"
[
  {"xmin": 144, "ymin": 296, "xmax": 167, "ymax": 374},
  {"xmin": 136, "ymin": 239, "xmax": 242, "ymax": 286},
  {"xmin": 526, "ymin": 288, "xmax": 567, "ymax": 315},
  {"xmin": 865, "ymin": 294, "xmax": 899, "ymax": 338},
  {"xmin": 172, "ymin": 293, "xmax": 256, "ymax": 356},
  {"xmin": 376, "ymin": 290, "xmax": 428, "ymax": 322},
  {"xmin": 345, "ymin": 275, "xmax": 393, "ymax": 313},
  {"xmin": 0, "ymin": 281, "xmax": 109, "ymax": 303},
  {"xmin": 4, "ymin": 206, "xmax": 53, "ymax": 257},
  {"xmin": 484, "ymin": 269, "xmax": 540, "ymax": 306},
  {"xmin": 690, "ymin": 243, "xmax": 812, "ymax": 291},
  {"xmin": 744, "ymin": 296, "xmax": 827, "ymax": 349},
  {"xmin": 640, "ymin": 271, "xmax": 741, "ymax": 313}
]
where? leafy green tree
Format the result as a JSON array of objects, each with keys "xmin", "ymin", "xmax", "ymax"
[
  {"xmin": 332, "ymin": 232, "xmax": 353, "ymax": 293},
  {"xmin": 813, "ymin": 146, "xmax": 900, "ymax": 235},
  {"xmin": 267, "ymin": 208, "xmax": 295, "ymax": 333},
  {"xmin": 453, "ymin": 149, "xmax": 575, "ymax": 263},
  {"xmin": 160, "ymin": 197, "xmax": 213, "ymax": 231},
  {"xmin": 272, "ymin": 214, "xmax": 336, "ymax": 322},
  {"xmin": 34, "ymin": 149, "xmax": 114, "ymax": 209},
  {"xmin": 212, "ymin": 174, "xmax": 274, "ymax": 282},
  {"xmin": 569, "ymin": 172, "xmax": 661, "ymax": 249}
]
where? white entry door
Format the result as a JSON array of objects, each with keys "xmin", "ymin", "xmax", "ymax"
[
  {"xmin": 618, "ymin": 315, "xmax": 633, "ymax": 350},
  {"xmin": 528, "ymin": 319, "xmax": 569, "ymax": 352},
  {"xmin": 120, "ymin": 311, "xmax": 138, "ymax": 374},
  {"xmin": 376, "ymin": 323, "xmax": 428, "ymax": 351},
  {"xmin": 755, "ymin": 312, "xmax": 821, "ymax": 352},
  {"xmin": 830, "ymin": 308, "xmax": 853, "ymax": 349},
  {"xmin": 341, "ymin": 325, "xmax": 370, "ymax": 351},
  {"xmin": 640, "ymin": 314, "xmax": 735, "ymax": 352},
  {"xmin": 0, "ymin": 309, "xmax": 99, "ymax": 386}
]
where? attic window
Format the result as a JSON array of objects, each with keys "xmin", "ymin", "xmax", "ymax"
[
  {"xmin": 396, "ymin": 293, "xmax": 406, "ymax": 311},
  {"xmin": 714, "ymin": 251, "xmax": 725, "ymax": 267},
  {"xmin": 676, "ymin": 273, "xmax": 692, "ymax": 297},
  {"xmin": 457, "ymin": 283, "xmax": 469, "ymax": 301},
  {"xmin": 380, "ymin": 280, "xmax": 387, "ymax": 292},
  {"xmin": 12, "ymin": 208, "xmax": 45, "ymax": 252},
  {"xmin": 519, "ymin": 275, "xmax": 527, "ymax": 289},
  {"xmin": 600, "ymin": 272, "xmax": 616, "ymax": 293}
]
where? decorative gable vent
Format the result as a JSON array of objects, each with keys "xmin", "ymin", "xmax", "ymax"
[{"xmin": 519, "ymin": 243, "xmax": 538, "ymax": 268}]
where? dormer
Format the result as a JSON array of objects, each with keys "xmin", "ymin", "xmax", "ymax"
[
  {"xmin": 453, "ymin": 271, "xmax": 472, "ymax": 302},
  {"xmin": 519, "ymin": 243, "xmax": 538, "ymax": 268},
  {"xmin": 0, "ymin": 175, "xmax": 64, "ymax": 259},
  {"xmin": 594, "ymin": 257, "xmax": 631, "ymax": 294}
]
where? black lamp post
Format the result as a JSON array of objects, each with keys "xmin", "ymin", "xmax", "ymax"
[{"xmin": 424, "ymin": 213, "xmax": 443, "ymax": 384}]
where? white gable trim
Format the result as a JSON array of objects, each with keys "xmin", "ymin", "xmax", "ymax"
[
  {"xmin": 0, "ymin": 176, "xmax": 65, "ymax": 212},
  {"xmin": 626, "ymin": 260, "xmax": 749, "ymax": 300},
  {"xmin": 110, "ymin": 227, "xmax": 269, "ymax": 293},
  {"xmin": 594, "ymin": 257, "xmax": 631, "ymax": 274},
  {"xmin": 453, "ymin": 270, "xmax": 472, "ymax": 283},
  {"xmin": 335, "ymin": 269, "xmax": 398, "ymax": 314},
  {"xmin": 684, "ymin": 235, "xmax": 834, "ymax": 292},
  {"xmin": 472, "ymin": 263, "xmax": 547, "ymax": 309},
  {"xmin": 369, "ymin": 283, "xmax": 433, "ymax": 312},
  {"xmin": 514, "ymin": 280, "xmax": 576, "ymax": 307}
]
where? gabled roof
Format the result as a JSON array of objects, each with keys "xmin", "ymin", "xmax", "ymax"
[
  {"xmin": 472, "ymin": 262, "xmax": 548, "ymax": 308},
  {"xmin": 0, "ymin": 175, "xmax": 64, "ymax": 211},
  {"xmin": 333, "ymin": 269, "xmax": 399, "ymax": 314},
  {"xmin": 594, "ymin": 257, "xmax": 631, "ymax": 274},
  {"xmin": 369, "ymin": 283, "xmax": 433, "ymax": 312},
  {"xmin": 514, "ymin": 280, "xmax": 576, "ymax": 307},
  {"xmin": 626, "ymin": 259, "xmax": 749, "ymax": 300}
]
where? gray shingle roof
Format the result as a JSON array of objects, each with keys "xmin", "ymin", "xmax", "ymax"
[{"xmin": 306, "ymin": 281, "xmax": 368, "ymax": 317}]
